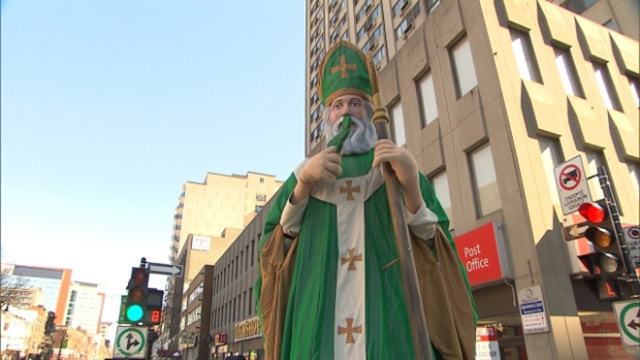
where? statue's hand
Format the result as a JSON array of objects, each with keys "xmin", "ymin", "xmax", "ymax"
[
  {"xmin": 372, "ymin": 139, "xmax": 419, "ymax": 194},
  {"xmin": 299, "ymin": 146, "xmax": 342, "ymax": 185}
]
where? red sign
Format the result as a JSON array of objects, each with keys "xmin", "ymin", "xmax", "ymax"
[
  {"xmin": 454, "ymin": 222, "xmax": 509, "ymax": 287},
  {"xmin": 475, "ymin": 325, "xmax": 499, "ymax": 342}
]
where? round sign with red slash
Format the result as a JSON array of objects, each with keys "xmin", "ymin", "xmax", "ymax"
[
  {"xmin": 558, "ymin": 164, "xmax": 581, "ymax": 190},
  {"xmin": 628, "ymin": 226, "xmax": 640, "ymax": 240}
]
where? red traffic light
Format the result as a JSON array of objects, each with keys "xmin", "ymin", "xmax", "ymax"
[
  {"xmin": 578, "ymin": 203, "xmax": 606, "ymax": 223},
  {"xmin": 131, "ymin": 267, "xmax": 149, "ymax": 285}
]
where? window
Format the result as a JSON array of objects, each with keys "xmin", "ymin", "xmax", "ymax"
[
  {"xmin": 593, "ymin": 62, "xmax": 622, "ymax": 110},
  {"xmin": 628, "ymin": 75, "xmax": 639, "ymax": 107},
  {"xmin": 451, "ymin": 37, "xmax": 478, "ymax": 98},
  {"xmin": 426, "ymin": 0, "xmax": 440, "ymax": 13},
  {"xmin": 255, "ymin": 205, "xmax": 263, "ymax": 213},
  {"xmin": 392, "ymin": 0, "xmax": 410, "ymax": 17},
  {"xmin": 432, "ymin": 171, "xmax": 454, "ymax": 230},
  {"xmin": 362, "ymin": 25, "xmax": 384, "ymax": 52},
  {"xmin": 603, "ymin": 19, "xmax": 618, "ymax": 31},
  {"xmin": 585, "ymin": 151, "xmax": 605, "ymax": 200},
  {"xmin": 373, "ymin": 45, "xmax": 386, "ymax": 67},
  {"xmin": 554, "ymin": 46, "xmax": 584, "ymax": 97},
  {"xmin": 561, "ymin": 0, "xmax": 597, "ymax": 13},
  {"xmin": 391, "ymin": 102, "xmax": 406, "ymax": 146},
  {"xmin": 418, "ymin": 72, "xmax": 438, "ymax": 127},
  {"xmin": 539, "ymin": 138, "xmax": 563, "ymax": 205},
  {"xmin": 356, "ymin": 0, "xmax": 373, "ymax": 23},
  {"xmin": 628, "ymin": 163, "xmax": 640, "ymax": 200},
  {"xmin": 470, "ymin": 144, "xmax": 501, "ymax": 216},
  {"xmin": 395, "ymin": 2, "xmax": 421, "ymax": 40},
  {"xmin": 510, "ymin": 29, "xmax": 542, "ymax": 82},
  {"xmin": 256, "ymin": 194, "xmax": 267, "ymax": 202}
]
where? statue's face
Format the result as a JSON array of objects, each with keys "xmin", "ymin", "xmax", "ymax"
[{"xmin": 328, "ymin": 94, "xmax": 366, "ymax": 124}]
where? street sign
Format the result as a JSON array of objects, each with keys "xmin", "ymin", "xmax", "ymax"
[
  {"xmin": 554, "ymin": 155, "xmax": 592, "ymax": 215},
  {"xmin": 114, "ymin": 326, "xmax": 148, "ymax": 359},
  {"xmin": 148, "ymin": 262, "xmax": 183, "ymax": 277},
  {"xmin": 623, "ymin": 226, "xmax": 640, "ymax": 271},
  {"xmin": 118, "ymin": 296, "xmax": 133, "ymax": 325},
  {"xmin": 612, "ymin": 300, "xmax": 640, "ymax": 347}
]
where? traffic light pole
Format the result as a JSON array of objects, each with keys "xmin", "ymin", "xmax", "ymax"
[{"xmin": 596, "ymin": 166, "xmax": 640, "ymax": 296}]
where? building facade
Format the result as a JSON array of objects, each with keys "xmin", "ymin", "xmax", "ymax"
[
  {"xmin": 64, "ymin": 281, "xmax": 105, "ymax": 336},
  {"xmin": 302, "ymin": 0, "xmax": 640, "ymax": 359},
  {"xmin": 208, "ymin": 199, "xmax": 274, "ymax": 360},
  {"xmin": 180, "ymin": 265, "xmax": 214, "ymax": 360},
  {"xmin": 160, "ymin": 172, "xmax": 282, "ymax": 353},
  {"xmin": 1, "ymin": 264, "xmax": 73, "ymax": 326}
]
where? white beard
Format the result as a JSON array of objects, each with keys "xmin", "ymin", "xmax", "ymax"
[{"xmin": 325, "ymin": 116, "xmax": 377, "ymax": 155}]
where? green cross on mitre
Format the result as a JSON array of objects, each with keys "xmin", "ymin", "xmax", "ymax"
[{"xmin": 318, "ymin": 40, "xmax": 373, "ymax": 106}]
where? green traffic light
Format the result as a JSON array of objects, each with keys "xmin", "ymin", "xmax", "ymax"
[{"xmin": 126, "ymin": 304, "xmax": 144, "ymax": 322}]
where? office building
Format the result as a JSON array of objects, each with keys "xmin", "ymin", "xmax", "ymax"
[
  {"xmin": 160, "ymin": 172, "xmax": 282, "ymax": 352},
  {"xmin": 64, "ymin": 281, "xmax": 105, "ymax": 336},
  {"xmin": 1, "ymin": 264, "xmax": 72, "ymax": 325},
  {"xmin": 301, "ymin": 0, "xmax": 640, "ymax": 358}
]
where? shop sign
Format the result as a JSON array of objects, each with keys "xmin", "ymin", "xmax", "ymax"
[
  {"xmin": 518, "ymin": 285, "xmax": 549, "ymax": 334},
  {"xmin": 214, "ymin": 333, "xmax": 227, "ymax": 345},
  {"xmin": 454, "ymin": 222, "xmax": 512, "ymax": 287},
  {"xmin": 179, "ymin": 332, "xmax": 196, "ymax": 346},
  {"xmin": 234, "ymin": 317, "xmax": 262, "ymax": 341},
  {"xmin": 215, "ymin": 345, "xmax": 228, "ymax": 354},
  {"xmin": 475, "ymin": 326, "xmax": 500, "ymax": 360}
]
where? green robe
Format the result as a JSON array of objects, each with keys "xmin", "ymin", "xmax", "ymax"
[{"xmin": 255, "ymin": 150, "xmax": 477, "ymax": 359}]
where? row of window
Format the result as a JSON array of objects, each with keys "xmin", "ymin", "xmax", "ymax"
[
  {"xmin": 395, "ymin": 2, "xmax": 420, "ymax": 40},
  {"xmin": 329, "ymin": 0, "xmax": 346, "ymax": 26},
  {"xmin": 212, "ymin": 287, "xmax": 253, "ymax": 329},
  {"xmin": 509, "ymin": 28, "xmax": 639, "ymax": 109},
  {"xmin": 213, "ymin": 239, "xmax": 256, "ymax": 294},
  {"xmin": 382, "ymin": 31, "xmax": 639, "ymax": 226},
  {"xmin": 356, "ymin": 0, "xmax": 374, "ymax": 23},
  {"xmin": 357, "ymin": 4, "xmax": 382, "ymax": 42},
  {"xmin": 361, "ymin": 24, "xmax": 383, "ymax": 52}
]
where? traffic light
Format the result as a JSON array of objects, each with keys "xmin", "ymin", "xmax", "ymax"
[
  {"xmin": 576, "ymin": 200, "xmax": 624, "ymax": 277},
  {"xmin": 125, "ymin": 267, "xmax": 149, "ymax": 323}
]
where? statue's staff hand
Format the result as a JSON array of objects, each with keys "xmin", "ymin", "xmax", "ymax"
[{"xmin": 372, "ymin": 139, "xmax": 422, "ymax": 213}]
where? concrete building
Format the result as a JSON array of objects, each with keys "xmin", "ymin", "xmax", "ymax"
[
  {"xmin": 302, "ymin": 0, "xmax": 640, "ymax": 358},
  {"xmin": 209, "ymin": 199, "xmax": 274, "ymax": 360},
  {"xmin": 64, "ymin": 281, "xmax": 105, "ymax": 336},
  {"xmin": 180, "ymin": 265, "xmax": 214, "ymax": 360},
  {"xmin": 160, "ymin": 172, "xmax": 282, "ymax": 352},
  {"xmin": 1, "ymin": 264, "xmax": 73, "ymax": 326}
]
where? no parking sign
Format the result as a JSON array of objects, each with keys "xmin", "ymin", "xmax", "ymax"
[{"xmin": 554, "ymin": 155, "xmax": 592, "ymax": 215}]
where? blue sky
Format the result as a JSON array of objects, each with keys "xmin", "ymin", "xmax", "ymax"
[{"xmin": 1, "ymin": 0, "xmax": 305, "ymax": 329}]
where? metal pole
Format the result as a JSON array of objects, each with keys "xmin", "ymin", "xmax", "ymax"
[{"xmin": 597, "ymin": 166, "xmax": 640, "ymax": 295}]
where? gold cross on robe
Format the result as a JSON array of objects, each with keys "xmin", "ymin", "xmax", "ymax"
[
  {"xmin": 331, "ymin": 55, "xmax": 358, "ymax": 79},
  {"xmin": 340, "ymin": 248, "xmax": 363, "ymax": 271},
  {"xmin": 339, "ymin": 180, "xmax": 361, "ymax": 201},
  {"xmin": 337, "ymin": 317, "xmax": 362, "ymax": 344}
]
